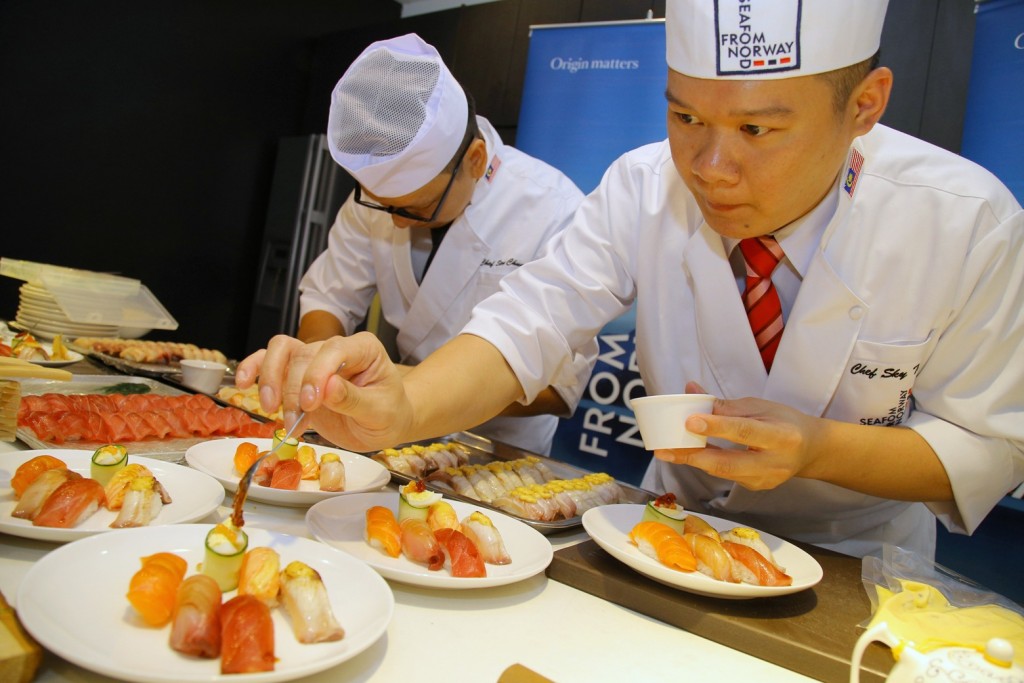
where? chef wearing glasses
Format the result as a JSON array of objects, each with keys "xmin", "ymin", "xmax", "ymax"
[{"xmin": 296, "ymin": 33, "xmax": 594, "ymax": 455}]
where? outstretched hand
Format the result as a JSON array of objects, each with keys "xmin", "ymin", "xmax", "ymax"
[
  {"xmin": 652, "ymin": 382, "xmax": 823, "ymax": 490},
  {"xmin": 235, "ymin": 332, "xmax": 413, "ymax": 452}
]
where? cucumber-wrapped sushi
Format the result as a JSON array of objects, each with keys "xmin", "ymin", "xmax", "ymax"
[
  {"xmin": 271, "ymin": 428, "xmax": 299, "ymax": 460},
  {"xmin": 90, "ymin": 444, "xmax": 128, "ymax": 487},
  {"xmin": 641, "ymin": 493, "xmax": 687, "ymax": 535},
  {"xmin": 398, "ymin": 480, "xmax": 442, "ymax": 522},
  {"xmin": 202, "ymin": 520, "xmax": 249, "ymax": 592}
]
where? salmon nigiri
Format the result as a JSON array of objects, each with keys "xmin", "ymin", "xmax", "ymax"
[
  {"xmin": 170, "ymin": 574, "xmax": 222, "ymax": 658},
  {"xmin": 629, "ymin": 521, "xmax": 697, "ymax": 573},
  {"xmin": 722, "ymin": 541, "xmax": 793, "ymax": 587},
  {"xmin": 434, "ymin": 527, "xmax": 486, "ymax": 578},
  {"xmin": 232, "ymin": 441, "xmax": 260, "ymax": 476},
  {"xmin": 365, "ymin": 506, "xmax": 401, "ymax": 558},
  {"xmin": 127, "ymin": 552, "xmax": 188, "ymax": 627},
  {"xmin": 238, "ymin": 547, "xmax": 281, "ymax": 607},
  {"xmin": 32, "ymin": 477, "xmax": 105, "ymax": 528},
  {"xmin": 269, "ymin": 458, "xmax": 301, "ymax": 490},
  {"xmin": 399, "ymin": 517, "xmax": 444, "ymax": 570},
  {"xmin": 12, "ymin": 468, "xmax": 79, "ymax": 520},
  {"xmin": 10, "ymin": 455, "xmax": 66, "ymax": 498},
  {"xmin": 220, "ymin": 594, "xmax": 275, "ymax": 674}
]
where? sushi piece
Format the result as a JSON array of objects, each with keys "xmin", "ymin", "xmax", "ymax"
[
  {"xmin": 425, "ymin": 500, "xmax": 460, "ymax": 534},
  {"xmin": 110, "ymin": 475, "xmax": 169, "ymax": 528},
  {"xmin": 271, "ymin": 427, "xmax": 299, "ymax": 459},
  {"xmin": 202, "ymin": 520, "xmax": 249, "ymax": 591},
  {"xmin": 169, "ymin": 574, "xmax": 222, "ymax": 658},
  {"xmin": 220, "ymin": 594, "xmax": 275, "ymax": 674},
  {"xmin": 371, "ymin": 448, "xmax": 415, "ymax": 477},
  {"xmin": 365, "ymin": 505, "xmax": 402, "ymax": 558},
  {"xmin": 434, "ymin": 528, "xmax": 486, "ymax": 578},
  {"xmin": 295, "ymin": 445, "xmax": 320, "ymax": 480},
  {"xmin": 722, "ymin": 527, "xmax": 784, "ymax": 571},
  {"xmin": 10, "ymin": 454, "xmax": 66, "ymax": 498},
  {"xmin": 33, "ymin": 476, "xmax": 105, "ymax": 528},
  {"xmin": 238, "ymin": 547, "xmax": 281, "ymax": 607},
  {"xmin": 722, "ymin": 541, "xmax": 793, "ymax": 587},
  {"xmin": 252, "ymin": 453, "xmax": 279, "ymax": 487},
  {"xmin": 318, "ymin": 452, "xmax": 345, "ymax": 491},
  {"xmin": 399, "ymin": 517, "xmax": 444, "ymax": 570},
  {"xmin": 127, "ymin": 552, "xmax": 188, "ymax": 627},
  {"xmin": 89, "ymin": 444, "xmax": 128, "ymax": 487},
  {"xmin": 684, "ymin": 532, "xmax": 738, "ymax": 582},
  {"xmin": 232, "ymin": 441, "xmax": 260, "ymax": 476},
  {"xmin": 269, "ymin": 458, "xmax": 302, "ymax": 490},
  {"xmin": 641, "ymin": 493, "xmax": 687, "ymax": 535},
  {"xmin": 684, "ymin": 513, "xmax": 722, "ymax": 542},
  {"xmin": 12, "ymin": 468, "xmax": 78, "ymax": 520},
  {"xmin": 278, "ymin": 561, "xmax": 345, "ymax": 643},
  {"xmin": 460, "ymin": 511, "xmax": 511, "ymax": 565},
  {"xmin": 629, "ymin": 521, "xmax": 697, "ymax": 573},
  {"xmin": 398, "ymin": 480, "xmax": 442, "ymax": 522},
  {"xmin": 104, "ymin": 463, "xmax": 154, "ymax": 511}
]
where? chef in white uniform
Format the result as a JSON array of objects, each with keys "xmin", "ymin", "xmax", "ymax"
[
  {"xmin": 240, "ymin": 1, "xmax": 1024, "ymax": 559},
  {"xmin": 296, "ymin": 34, "xmax": 593, "ymax": 455}
]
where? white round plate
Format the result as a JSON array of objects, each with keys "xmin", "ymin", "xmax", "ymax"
[
  {"xmin": 16, "ymin": 524, "xmax": 394, "ymax": 683},
  {"xmin": 0, "ymin": 449, "xmax": 224, "ymax": 543},
  {"xmin": 306, "ymin": 491, "xmax": 554, "ymax": 589},
  {"xmin": 185, "ymin": 438, "xmax": 390, "ymax": 507},
  {"xmin": 582, "ymin": 503, "xmax": 823, "ymax": 599},
  {"xmin": 12, "ymin": 340, "xmax": 84, "ymax": 367}
]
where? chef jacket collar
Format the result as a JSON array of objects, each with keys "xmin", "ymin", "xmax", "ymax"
[{"xmin": 724, "ymin": 179, "xmax": 839, "ymax": 278}]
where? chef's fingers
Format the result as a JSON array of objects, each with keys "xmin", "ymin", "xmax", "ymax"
[
  {"xmin": 684, "ymin": 380, "xmax": 708, "ymax": 394},
  {"xmin": 235, "ymin": 348, "xmax": 265, "ymax": 389},
  {"xmin": 252, "ymin": 335, "xmax": 312, "ymax": 418}
]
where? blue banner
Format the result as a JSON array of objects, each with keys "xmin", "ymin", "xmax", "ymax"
[
  {"xmin": 516, "ymin": 21, "xmax": 667, "ymax": 485},
  {"xmin": 960, "ymin": 0, "xmax": 1024, "ymax": 203}
]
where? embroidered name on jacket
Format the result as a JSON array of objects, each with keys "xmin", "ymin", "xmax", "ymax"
[{"xmin": 480, "ymin": 258, "xmax": 524, "ymax": 268}]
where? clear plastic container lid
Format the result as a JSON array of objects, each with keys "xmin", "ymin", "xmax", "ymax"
[{"xmin": 1, "ymin": 258, "xmax": 179, "ymax": 330}]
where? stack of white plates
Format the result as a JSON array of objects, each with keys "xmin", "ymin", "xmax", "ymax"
[{"xmin": 14, "ymin": 283, "xmax": 120, "ymax": 339}]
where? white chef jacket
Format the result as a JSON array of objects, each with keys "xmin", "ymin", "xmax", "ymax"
[
  {"xmin": 463, "ymin": 124, "xmax": 1024, "ymax": 558},
  {"xmin": 299, "ymin": 117, "xmax": 594, "ymax": 454}
]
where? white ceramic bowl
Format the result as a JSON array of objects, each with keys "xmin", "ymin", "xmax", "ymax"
[
  {"xmin": 178, "ymin": 359, "xmax": 227, "ymax": 394},
  {"xmin": 631, "ymin": 394, "xmax": 715, "ymax": 449}
]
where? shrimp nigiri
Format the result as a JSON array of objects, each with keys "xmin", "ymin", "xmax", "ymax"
[
  {"xmin": 434, "ymin": 528, "xmax": 486, "ymax": 578},
  {"xmin": 365, "ymin": 506, "xmax": 401, "ymax": 558},
  {"xmin": 33, "ymin": 476, "xmax": 105, "ymax": 528},
  {"xmin": 10, "ymin": 454, "xmax": 66, "ymax": 498},
  {"xmin": 12, "ymin": 468, "xmax": 78, "ymax": 520},
  {"xmin": 169, "ymin": 574, "xmax": 222, "ymax": 658},
  {"xmin": 399, "ymin": 517, "xmax": 444, "ymax": 570},
  {"xmin": 629, "ymin": 521, "xmax": 697, "ymax": 573},
  {"xmin": 220, "ymin": 594, "xmax": 275, "ymax": 674},
  {"xmin": 127, "ymin": 552, "xmax": 188, "ymax": 627},
  {"xmin": 460, "ymin": 511, "xmax": 511, "ymax": 565},
  {"xmin": 278, "ymin": 561, "xmax": 345, "ymax": 643},
  {"xmin": 238, "ymin": 547, "xmax": 281, "ymax": 607}
]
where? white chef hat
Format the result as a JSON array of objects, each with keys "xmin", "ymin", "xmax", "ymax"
[
  {"xmin": 327, "ymin": 33, "xmax": 468, "ymax": 197},
  {"xmin": 666, "ymin": 0, "xmax": 888, "ymax": 80}
]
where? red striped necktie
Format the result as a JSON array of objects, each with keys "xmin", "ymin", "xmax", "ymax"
[{"xmin": 738, "ymin": 236, "xmax": 785, "ymax": 371}]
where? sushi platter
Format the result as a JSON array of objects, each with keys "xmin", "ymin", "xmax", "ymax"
[
  {"xmin": 306, "ymin": 491, "xmax": 554, "ymax": 589},
  {"xmin": 376, "ymin": 431, "xmax": 655, "ymax": 534},
  {"xmin": 582, "ymin": 504, "xmax": 824, "ymax": 599},
  {"xmin": 184, "ymin": 437, "xmax": 391, "ymax": 507},
  {"xmin": 0, "ymin": 449, "xmax": 224, "ymax": 543},
  {"xmin": 15, "ymin": 524, "xmax": 395, "ymax": 683}
]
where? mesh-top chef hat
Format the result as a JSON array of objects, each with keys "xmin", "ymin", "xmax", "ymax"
[
  {"xmin": 666, "ymin": 0, "xmax": 888, "ymax": 80},
  {"xmin": 327, "ymin": 33, "xmax": 468, "ymax": 197}
]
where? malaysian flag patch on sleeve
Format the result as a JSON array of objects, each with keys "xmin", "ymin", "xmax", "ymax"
[{"xmin": 843, "ymin": 148, "xmax": 865, "ymax": 197}]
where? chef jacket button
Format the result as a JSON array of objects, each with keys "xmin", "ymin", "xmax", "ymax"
[{"xmin": 849, "ymin": 306, "xmax": 864, "ymax": 320}]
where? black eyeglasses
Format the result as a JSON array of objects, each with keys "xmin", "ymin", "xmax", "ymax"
[{"xmin": 354, "ymin": 133, "xmax": 473, "ymax": 223}]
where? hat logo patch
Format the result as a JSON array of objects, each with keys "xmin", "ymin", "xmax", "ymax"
[{"xmin": 715, "ymin": 0, "xmax": 801, "ymax": 76}]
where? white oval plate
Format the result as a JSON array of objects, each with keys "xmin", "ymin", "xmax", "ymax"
[
  {"xmin": 582, "ymin": 503, "xmax": 823, "ymax": 599},
  {"xmin": 0, "ymin": 449, "xmax": 224, "ymax": 542},
  {"xmin": 4, "ymin": 336, "xmax": 84, "ymax": 367},
  {"xmin": 185, "ymin": 438, "xmax": 389, "ymax": 507},
  {"xmin": 307, "ymin": 491, "xmax": 553, "ymax": 589},
  {"xmin": 16, "ymin": 524, "xmax": 394, "ymax": 683}
]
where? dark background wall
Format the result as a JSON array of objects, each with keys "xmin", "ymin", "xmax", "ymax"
[{"xmin": 0, "ymin": 0, "xmax": 974, "ymax": 361}]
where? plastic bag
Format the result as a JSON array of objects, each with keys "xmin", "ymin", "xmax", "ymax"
[{"xmin": 860, "ymin": 545, "xmax": 1024, "ymax": 666}]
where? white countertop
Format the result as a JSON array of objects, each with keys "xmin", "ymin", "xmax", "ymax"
[{"xmin": 0, "ymin": 437, "xmax": 815, "ymax": 683}]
